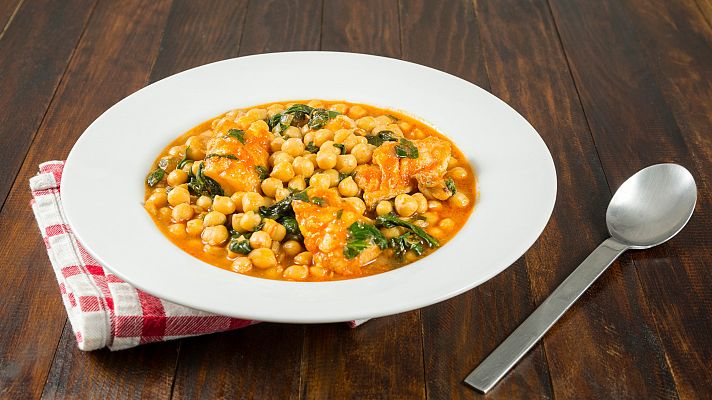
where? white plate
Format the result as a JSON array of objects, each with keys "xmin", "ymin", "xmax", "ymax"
[{"xmin": 63, "ymin": 52, "xmax": 556, "ymax": 323}]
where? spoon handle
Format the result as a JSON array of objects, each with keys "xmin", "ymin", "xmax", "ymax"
[{"xmin": 465, "ymin": 238, "xmax": 629, "ymax": 393}]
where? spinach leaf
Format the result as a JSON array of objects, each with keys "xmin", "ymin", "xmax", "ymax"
[
  {"xmin": 394, "ymin": 138, "xmax": 419, "ymax": 159},
  {"xmin": 267, "ymin": 113, "xmax": 282, "ymax": 130},
  {"xmin": 146, "ymin": 168, "xmax": 164, "ymax": 187},
  {"xmin": 228, "ymin": 238, "xmax": 252, "ymax": 255},
  {"xmin": 277, "ymin": 113, "xmax": 295, "ymax": 134},
  {"xmin": 336, "ymin": 209, "xmax": 343, "ymax": 219},
  {"xmin": 343, "ymin": 221, "xmax": 388, "ymax": 260},
  {"xmin": 176, "ymin": 146, "xmax": 191, "ymax": 169},
  {"xmin": 283, "ymin": 104, "xmax": 312, "ymax": 127},
  {"xmin": 187, "ymin": 163, "xmax": 224, "ymax": 197},
  {"xmin": 227, "ymin": 128, "xmax": 246, "ymax": 144},
  {"xmin": 158, "ymin": 156, "xmax": 179, "ymax": 172},
  {"xmin": 308, "ymin": 108, "xmax": 339, "ymax": 129},
  {"xmin": 255, "ymin": 165, "xmax": 269, "ymax": 180},
  {"xmin": 305, "ymin": 141, "xmax": 319, "ymax": 153},
  {"xmin": 366, "ymin": 130, "xmax": 398, "ymax": 146},
  {"xmin": 205, "ymin": 153, "xmax": 238, "ymax": 160},
  {"xmin": 333, "ymin": 143, "xmax": 346, "ymax": 155},
  {"xmin": 338, "ymin": 171, "xmax": 354, "ymax": 182},
  {"xmin": 311, "ymin": 197, "xmax": 326, "ymax": 207},
  {"xmin": 376, "ymin": 214, "xmax": 438, "ymax": 248},
  {"xmin": 445, "ymin": 177, "xmax": 457, "ymax": 194},
  {"xmin": 258, "ymin": 190, "xmax": 307, "ymax": 220},
  {"xmin": 389, "ymin": 232, "xmax": 425, "ymax": 261}
]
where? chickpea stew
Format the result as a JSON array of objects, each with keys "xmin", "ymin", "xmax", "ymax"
[{"xmin": 144, "ymin": 100, "xmax": 476, "ymax": 281}]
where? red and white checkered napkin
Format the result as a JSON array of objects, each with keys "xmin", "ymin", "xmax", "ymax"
[{"xmin": 30, "ymin": 161, "xmax": 367, "ymax": 351}]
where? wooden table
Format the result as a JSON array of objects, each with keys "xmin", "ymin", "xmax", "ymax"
[{"xmin": 1, "ymin": 0, "xmax": 710, "ymax": 398}]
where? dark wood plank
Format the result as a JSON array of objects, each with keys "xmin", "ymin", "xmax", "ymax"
[
  {"xmin": 153, "ymin": 2, "xmax": 308, "ymax": 399},
  {"xmin": 0, "ymin": 1, "xmax": 173, "ymax": 398},
  {"xmin": 694, "ymin": 0, "xmax": 712, "ymax": 28},
  {"xmin": 474, "ymin": 0, "xmax": 678, "ymax": 398},
  {"xmin": 549, "ymin": 0, "xmax": 712, "ymax": 397},
  {"xmin": 0, "ymin": 0, "xmax": 21, "ymax": 38},
  {"xmin": 0, "ymin": 0, "xmax": 96, "ymax": 209},
  {"xmin": 398, "ymin": 0, "xmax": 554, "ymax": 398},
  {"xmin": 299, "ymin": 2, "xmax": 425, "ymax": 399}
]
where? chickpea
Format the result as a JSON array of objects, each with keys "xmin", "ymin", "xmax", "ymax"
[
  {"xmin": 304, "ymin": 153, "xmax": 318, "ymax": 166},
  {"xmin": 324, "ymin": 169, "xmax": 340, "ymax": 187},
  {"xmin": 167, "ymin": 169, "xmax": 188, "ymax": 186},
  {"xmin": 242, "ymin": 192, "xmax": 264, "ymax": 212},
  {"xmin": 292, "ymin": 156, "xmax": 315, "ymax": 178},
  {"xmin": 167, "ymin": 223, "xmax": 186, "ymax": 238},
  {"xmin": 338, "ymin": 176, "xmax": 359, "ymax": 197},
  {"xmin": 330, "ymin": 103, "xmax": 348, "ymax": 114},
  {"xmin": 314, "ymin": 129, "xmax": 334, "ymax": 146},
  {"xmin": 271, "ymin": 161, "xmax": 295, "ymax": 182},
  {"xmin": 186, "ymin": 219, "xmax": 204, "ymax": 236},
  {"xmin": 356, "ymin": 116, "xmax": 376, "ymax": 132},
  {"xmin": 275, "ymin": 187, "xmax": 291, "ymax": 201},
  {"xmin": 310, "ymin": 267, "xmax": 329, "ymax": 278},
  {"xmin": 449, "ymin": 192, "xmax": 470, "ymax": 208},
  {"xmin": 185, "ymin": 136, "xmax": 206, "ymax": 160},
  {"xmin": 212, "ymin": 195, "xmax": 236, "ymax": 214},
  {"xmin": 344, "ymin": 197, "xmax": 366, "ymax": 215},
  {"xmin": 232, "ymin": 257, "xmax": 252, "ymax": 273},
  {"xmin": 249, "ymin": 248, "xmax": 277, "ymax": 269},
  {"xmin": 261, "ymin": 177, "xmax": 283, "ymax": 198},
  {"xmin": 283, "ymin": 264, "xmax": 309, "ymax": 281},
  {"xmin": 202, "ymin": 225, "xmax": 229, "ymax": 246},
  {"xmin": 374, "ymin": 115, "xmax": 393, "ymax": 125},
  {"xmin": 336, "ymin": 155, "xmax": 357, "ymax": 173},
  {"xmin": 167, "ymin": 186, "xmax": 190, "ymax": 206},
  {"xmin": 267, "ymin": 104, "xmax": 284, "ymax": 118},
  {"xmin": 334, "ymin": 129, "xmax": 352, "ymax": 143},
  {"xmin": 204, "ymin": 244, "xmax": 227, "ymax": 257},
  {"xmin": 270, "ymin": 137, "xmax": 285, "ymax": 152},
  {"xmin": 413, "ymin": 219, "xmax": 429, "ymax": 228},
  {"xmin": 249, "ymin": 231, "xmax": 273, "ymax": 249},
  {"xmin": 309, "ymin": 173, "xmax": 331, "ymax": 190},
  {"xmin": 398, "ymin": 121, "xmax": 412, "ymax": 133},
  {"xmin": 381, "ymin": 227, "xmax": 402, "ymax": 239},
  {"xmin": 439, "ymin": 218, "xmax": 456, "ymax": 231},
  {"xmin": 282, "ymin": 240, "xmax": 302, "ymax": 257},
  {"xmin": 428, "ymin": 200, "xmax": 443, "ymax": 210},
  {"xmin": 272, "ymin": 152, "xmax": 294, "ymax": 167},
  {"xmin": 282, "ymin": 138, "xmax": 305, "ymax": 157},
  {"xmin": 191, "ymin": 161, "xmax": 203, "ymax": 175},
  {"xmin": 146, "ymin": 192, "xmax": 167, "ymax": 209},
  {"xmin": 284, "ymin": 126, "xmax": 301, "ymax": 139},
  {"xmin": 376, "ymin": 201, "xmax": 393, "ymax": 216},
  {"xmin": 448, "ymin": 166, "xmax": 468, "ymax": 180},
  {"xmin": 293, "ymin": 251, "xmax": 313, "ymax": 266},
  {"xmin": 171, "ymin": 203, "xmax": 194, "ymax": 222},
  {"xmin": 423, "ymin": 212, "xmax": 439, "ymax": 226},
  {"xmin": 347, "ymin": 105, "xmax": 367, "ymax": 119},
  {"xmin": 395, "ymin": 194, "xmax": 418, "ymax": 217},
  {"xmin": 288, "ymin": 176, "xmax": 307, "ymax": 191},
  {"xmin": 428, "ymin": 227, "xmax": 446, "ymax": 240},
  {"xmin": 351, "ymin": 143, "xmax": 374, "ymax": 164},
  {"xmin": 196, "ymin": 195, "xmax": 212, "ymax": 210},
  {"xmin": 316, "ymin": 150, "xmax": 337, "ymax": 170},
  {"xmin": 412, "ymin": 193, "xmax": 428, "ymax": 213},
  {"xmin": 239, "ymin": 211, "xmax": 262, "ymax": 232},
  {"xmin": 303, "ymin": 132, "xmax": 316, "ymax": 146},
  {"xmin": 342, "ymin": 134, "xmax": 360, "ymax": 153},
  {"xmin": 158, "ymin": 207, "xmax": 172, "ymax": 224},
  {"xmin": 307, "ymin": 99, "xmax": 325, "ymax": 108},
  {"xmin": 320, "ymin": 140, "xmax": 340, "ymax": 154},
  {"xmin": 203, "ymin": 211, "xmax": 227, "ymax": 227},
  {"xmin": 448, "ymin": 157, "xmax": 459, "ymax": 169}
]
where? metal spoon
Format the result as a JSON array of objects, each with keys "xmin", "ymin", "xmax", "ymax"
[{"xmin": 465, "ymin": 163, "xmax": 697, "ymax": 393}]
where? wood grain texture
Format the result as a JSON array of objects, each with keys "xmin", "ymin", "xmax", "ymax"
[
  {"xmin": 239, "ymin": 0, "xmax": 322, "ymax": 56},
  {"xmin": 476, "ymin": 0, "xmax": 678, "ymax": 398},
  {"xmin": 300, "ymin": 2, "xmax": 425, "ymax": 399},
  {"xmin": 0, "ymin": 0, "xmax": 96, "ymax": 209},
  {"xmin": 0, "ymin": 0, "xmax": 21, "ymax": 38},
  {"xmin": 399, "ymin": 0, "xmax": 553, "ymax": 398},
  {"xmin": 549, "ymin": 0, "xmax": 712, "ymax": 397},
  {"xmin": 0, "ymin": 1, "xmax": 174, "ymax": 398}
]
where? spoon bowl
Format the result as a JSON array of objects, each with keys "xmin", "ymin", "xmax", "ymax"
[{"xmin": 606, "ymin": 163, "xmax": 697, "ymax": 249}]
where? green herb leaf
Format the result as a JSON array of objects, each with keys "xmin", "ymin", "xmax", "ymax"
[
  {"xmin": 146, "ymin": 168, "xmax": 164, "ymax": 187},
  {"xmin": 376, "ymin": 214, "xmax": 438, "ymax": 248},
  {"xmin": 255, "ymin": 165, "xmax": 269, "ymax": 180},
  {"xmin": 394, "ymin": 138, "xmax": 419, "ymax": 159},
  {"xmin": 279, "ymin": 216, "xmax": 301, "ymax": 237},
  {"xmin": 305, "ymin": 141, "xmax": 319, "ymax": 153},
  {"xmin": 267, "ymin": 113, "xmax": 282, "ymax": 130},
  {"xmin": 258, "ymin": 190, "xmax": 307, "ymax": 220},
  {"xmin": 338, "ymin": 171, "xmax": 354, "ymax": 182},
  {"xmin": 227, "ymin": 129, "xmax": 246, "ymax": 144},
  {"xmin": 283, "ymin": 103, "xmax": 314, "ymax": 115},
  {"xmin": 327, "ymin": 110, "xmax": 340, "ymax": 119},
  {"xmin": 389, "ymin": 232, "xmax": 425, "ymax": 261},
  {"xmin": 445, "ymin": 177, "xmax": 457, "ymax": 194},
  {"xmin": 311, "ymin": 197, "xmax": 326, "ymax": 207},
  {"xmin": 187, "ymin": 163, "xmax": 224, "ymax": 197},
  {"xmin": 176, "ymin": 147, "xmax": 191, "ymax": 169},
  {"xmin": 333, "ymin": 143, "xmax": 346, "ymax": 155},
  {"xmin": 366, "ymin": 130, "xmax": 399, "ymax": 146},
  {"xmin": 336, "ymin": 209, "xmax": 343, "ymax": 219},
  {"xmin": 158, "ymin": 156, "xmax": 179, "ymax": 171},
  {"xmin": 228, "ymin": 238, "xmax": 252, "ymax": 255},
  {"xmin": 308, "ymin": 108, "xmax": 339, "ymax": 129},
  {"xmin": 343, "ymin": 221, "xmax": 388, "ymax": 260},
  {"xmin": 205, "ymin": 153, "xmax": 238, "ymax": 160}
]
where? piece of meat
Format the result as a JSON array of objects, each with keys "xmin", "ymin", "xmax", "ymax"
[
  {"xmin": 354, "ymin": 136, "xmax": 451, "ymax": 207},
  {"xmin": 202, "ymin": 120, "xmax": 272, "ymax": 195},
  {"xmin": 292, "ymin": 188, "xmax": 380, "ymax": 276}
]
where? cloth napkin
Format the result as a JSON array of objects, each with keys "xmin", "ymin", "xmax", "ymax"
[{"xmin": 30, "ymin": 161, "xmax": 366, "ymax": 351}]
